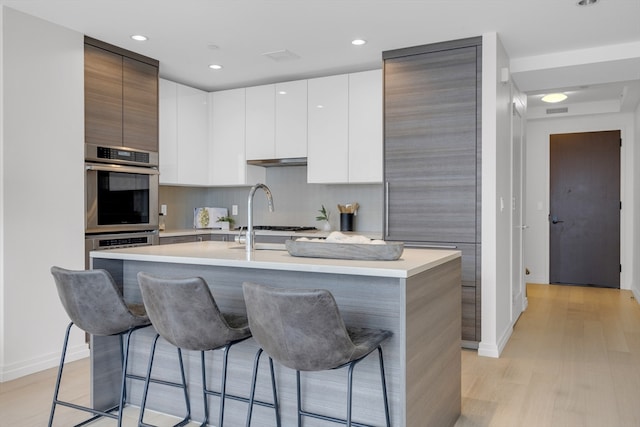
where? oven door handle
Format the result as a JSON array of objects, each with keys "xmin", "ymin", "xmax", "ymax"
[{"xmin": 85, "ymin": 163, "xmax": 160, "ymax": 175}]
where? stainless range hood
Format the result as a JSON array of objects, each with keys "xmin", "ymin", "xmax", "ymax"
[{"xmin": 246, "ymin": 157, "xmax": 307, "ymax": 167}]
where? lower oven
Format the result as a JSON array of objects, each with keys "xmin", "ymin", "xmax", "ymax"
[{"xmin": 85, "ymin": 230, "xmax": 159, "ymax": 268}]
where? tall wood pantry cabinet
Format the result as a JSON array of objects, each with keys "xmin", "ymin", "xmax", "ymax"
[
  {"xmin": 84, "ymin": 36, "xmax": 159, "ymax": 152},
  {"xmin": 383, "ymin": 37, "xmax": 482, "ymax": 346}
]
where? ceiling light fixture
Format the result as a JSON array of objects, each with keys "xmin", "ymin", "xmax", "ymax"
[
  {"xmin": 351, "ymin": 39, "xmax": 367, "ymax": 46},
  {"xmin": 541, "ymin": 93, "xmax": 568, "ymax": 103},
  {"xmin": 576, "ymin": 0, "xmax": 598, "ymax": 6},
  {"xmin": 208, "ymin": 64, "xmax": 223, "ymax": 70},
  {"xmin": 131, "ymin": 34, "xmax": 148, "ymax": 41}
]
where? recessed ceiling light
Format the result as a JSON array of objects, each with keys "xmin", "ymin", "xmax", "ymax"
[
  {"xmin": 541, "ymin": 93, "xmax": 568, "ymax": 103},
  {"xmin": 352, "ymin": 39, "xmax": 367, "ymax": 46},
  {"xmin": 278, "ymin": 91, "xmax": 287, "ymax": 95},
  {"xmin": 576, "ymin": 0, "xmax": 598, "ymax": 6},
  {"xmin": 131, "ymin": 35, "xmax": 148, "ymax": 41},
  {"xmin": 208, "ymin": 64, "xmax": 223, "ymax": 70}
]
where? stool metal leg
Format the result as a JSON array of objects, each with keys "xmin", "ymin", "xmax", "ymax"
[
  {"xmin": 247, "ymin": 349, "xmax": 281, "ymax": 427},
  {"xmin": 200, "ymin": 351, "xmax": 210, "ymax": 427},
  {"xmin": 295, "ymin": 349, "xmax": 391, "ymax": 427},
  {"xmin": 377, "ymin": 346, "xmax": 391, "ymax": 427},
  {"xmin": 49, "ymin": 323, "xmax": 144, "ymax": 427},
  {"xmin": 48, "ymin": 322, "xmax": 74, "ymax": 427},
  {"xmin": 137, "ymin": 333, "xmax": 192, "ymax": 427}
]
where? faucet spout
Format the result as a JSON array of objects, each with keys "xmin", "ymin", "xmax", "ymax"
[{"xmin": 247, "ymin": 183, "xmax": 275, "ymax": 254}]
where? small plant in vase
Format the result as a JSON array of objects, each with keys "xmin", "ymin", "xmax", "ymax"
[
  {"xmin": 217, "ymin": 216, "xmax": 235, "ymax": 231},
  {"xmin": 316, "ymin": 205, "xmax": 332, "ymax": 231}
]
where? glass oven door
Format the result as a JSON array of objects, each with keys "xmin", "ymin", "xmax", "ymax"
[{"xmin": 85, "ymin": 163, "xmax": 159, "ymax": 233}]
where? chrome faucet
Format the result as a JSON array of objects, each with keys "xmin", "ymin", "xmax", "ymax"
[{"xmin": 246, "ymin": 183, "xmax": 274, "ymax": 254}]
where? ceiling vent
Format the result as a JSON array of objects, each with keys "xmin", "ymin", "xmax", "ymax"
[
  {"xmin": 546, "ymin": 107, "xmax": 569, "ymax": 114},
  {"xmin": 263, "ymin": 49, "xmax": 300, "ymax": 62}
]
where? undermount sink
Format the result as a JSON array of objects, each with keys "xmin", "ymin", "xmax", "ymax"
[{"xmin": 229, "ymin": 243, "xmax": 287, "ymax": 251}]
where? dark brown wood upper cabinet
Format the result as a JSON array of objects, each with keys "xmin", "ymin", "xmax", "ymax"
[{"xmin": 84, "ymin": 37, "xmax": 159, "ymax": 152}]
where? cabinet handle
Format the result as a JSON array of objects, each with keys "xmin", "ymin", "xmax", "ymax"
[
  {"xmin": 385, "ymin": 181, "xmax": 389, "ymax": 238},
  {"xmin": 405, "ymin": 244, "xmax": 459, "ymax": 249}
]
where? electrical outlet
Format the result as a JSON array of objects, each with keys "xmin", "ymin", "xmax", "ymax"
[
  {"xmin": 160, "ymin": 204, "xmax": 167, "ymax": 215},
  {"xmin": 232, "ymin": 205, "xmax": 238, "ymax": 215}
]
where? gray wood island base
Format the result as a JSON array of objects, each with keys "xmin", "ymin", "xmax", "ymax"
[{"xmin": 90, "ymin": 241, "xmax": 461, "ymax": 427}]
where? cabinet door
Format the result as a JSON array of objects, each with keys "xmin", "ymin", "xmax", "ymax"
[
  {"xmin": 307, "ymin": 75, "xmax": 349, "ymax": 183},
  {"xmin": 246, "ymin": 84, "xmax": 276, "ymax": 160},
  {"xmin": 123, "ymin": 56, "xmax": 158, "ymax": 152},
  {"xmin": 384, "ymin": 46, "xmax": 478, "ymax": 243},
  {"xmin": 210, "ymin": 89, "xmax": 266, "ymax": 186},
  {"xmin": 348, "ymin": 70, "xmax": 382, "ymax": 183},
  {"xmin": 159, "ymin": 79, "xmax": 178, "ymax": 184},
  {"xmin": 177, "ymin": 84, "xmax": 209, "ymax": 185},
  {"xmin": 85, "ymin": 44, "xmax": 123, "ymax": 146},
  {"xmin": 275, "ymin": 80, "xmax": 307, "ymax": 158}
]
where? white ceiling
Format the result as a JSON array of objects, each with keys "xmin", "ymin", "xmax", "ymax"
[{"xmin": 3, "ymin": 0, "xmax": 640, "ymax": 113}]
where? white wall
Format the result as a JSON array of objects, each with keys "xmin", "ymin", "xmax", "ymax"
[
  {"xmin": 478, "ymin": 33, "xmax": 514, "ymax": 358},
  {"xmin": 524, "ymin": 113, "xmax": 636, "ymax": 290},
  {"xmin": 1, "ymin": 7, "xmax": 86, "ymax": 381}
]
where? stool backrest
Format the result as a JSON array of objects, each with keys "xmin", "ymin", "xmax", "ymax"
[
  {"xmin": 242, "ymin": 282, "xmax": 356, "ymax": 371},
  {"xmin": 51, "ymin": 266, "xmax": 148, "ymax": 336},
  {"xmin": 137, "ymin": 272, "xmax": 242, "ymax": 351}
]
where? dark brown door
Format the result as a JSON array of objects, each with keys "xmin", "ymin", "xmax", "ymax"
[{"xmin": 549, "ymin": 130, "xmax": 620, "ymax": 288}]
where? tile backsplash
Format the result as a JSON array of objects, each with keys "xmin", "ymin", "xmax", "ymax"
[{"xmin": 159, "ymin": 166, "xmax": 383, "ymax": 232}]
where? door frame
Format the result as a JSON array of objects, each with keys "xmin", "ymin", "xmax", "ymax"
[
  {"xmin": 548, "ymin": 130, "xmax": 621, "ymax": 288},
  {"xmin": 524, "ymin": 117, "xmax": 631, "ymax": 291},
  {"xmin": 511, "ymin": 98, "xmax": 527, "ymax": 319}
]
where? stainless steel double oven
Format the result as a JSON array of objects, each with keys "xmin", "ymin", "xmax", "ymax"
[{"xmin": 84, "ymin": 144, "xmax": 159, "ymax": 267}]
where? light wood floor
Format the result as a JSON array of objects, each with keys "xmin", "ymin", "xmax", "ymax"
[{"xmin": 2, "ymin": 283, "xmax": 639, "ymax": 426}]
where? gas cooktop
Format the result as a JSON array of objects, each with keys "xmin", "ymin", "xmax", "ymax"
[{"xmin": 248, "ymin": 225, "xmax": 317, "ymax": 232}]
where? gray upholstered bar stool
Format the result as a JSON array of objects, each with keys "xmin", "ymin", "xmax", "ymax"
[
  {"xmin": 137, "ymin": 272, "xmax": 281, "ymax": 427},
  {"xmin": 242, "ymin": 282, "xmax": 392, "ymax": 427},
  {"xmin": 48, "ymin": 266, "xmax": 190, "ymax": 427}
]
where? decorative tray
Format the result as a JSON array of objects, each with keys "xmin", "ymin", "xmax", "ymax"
[{"xmin": 285, "ymin": 239, "xmax": 404, "ymax": 261}]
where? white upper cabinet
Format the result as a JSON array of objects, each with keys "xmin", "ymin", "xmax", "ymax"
[
  {"xmin": 307, "ymin": 74, "xmax": 349, "ymax": 183},
  {"xmin": 275, "ymin": 80, "xmax": 307, "ymax": 158},
  {"xmin": 210, "ymin": 88, "xmax": 265, "ymax": 186},
  {"xmin": 159, "ymin": 79, "xmax": 209, "ymax": 186},
  {"xmin": 245, "ymin": 84, "xmax": 275, "ymax": 160},
  {"xmin": 177, "ymin": 83, "xmax": 209, "ymax": 185},
  {"xmin": 348, "ymin": 69, "xmax": 383, "ymax": 183},
  {"xmin": 307, "ymin": 70, "xmax": 382, "ymax": 184},
  {"xmin": 245, "ymin": 80, "xmax": 308, "ymax": 160},
  {"xmin": 159, "ymin": 79, "xmax": 178, "ymax": 184}
]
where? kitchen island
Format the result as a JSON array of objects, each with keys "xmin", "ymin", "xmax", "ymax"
[{"xmin": 90, "ymin": 241, "xmax": 461, "ymax": 427}]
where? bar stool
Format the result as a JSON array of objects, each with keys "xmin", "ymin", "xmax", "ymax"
[
  {"xmin": 48, "ymin": 266, "xmax": 190, "ymax": 427},
  {"xmin": 242, "ymin": 282, "xmax": 392, "ymax": 427},
  {"xmin": 137, "ymin": 272, "xmax": 281, "ymax": 427}
]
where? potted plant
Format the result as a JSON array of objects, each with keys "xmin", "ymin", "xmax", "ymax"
[
  {"xmin": 217, "ymin": 216, "xmax": 235, "ymax": 231},
  {"xmin": 316, "ymin": 205, "xmax": 332, "ymax": 231}
]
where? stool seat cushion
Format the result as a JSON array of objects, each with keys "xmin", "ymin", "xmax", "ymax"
[
  {"xmin": 242, "ymin": 282, "xmax": 392, "ymax": 372},
  {"xmin": 51, "ymin": 266, "xmax": 150, "ymax": 336},
  {"xmin": 138, "ymin": 273, "xmax": 251, "ymax": 351}
]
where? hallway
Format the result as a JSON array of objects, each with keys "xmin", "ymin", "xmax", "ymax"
[{"xmin": 456, "ymin": 283, "xmax": 640, "ymax": 426}]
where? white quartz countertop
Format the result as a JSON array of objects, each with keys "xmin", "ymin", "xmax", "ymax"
[{"xmin": 91, "ymin": 240, "xmax": 460, "ymax": 278}]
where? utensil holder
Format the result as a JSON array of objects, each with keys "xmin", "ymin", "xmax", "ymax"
[{"xmin": 340, "ymin": 213, "xmax": 354, "ymax": 231}]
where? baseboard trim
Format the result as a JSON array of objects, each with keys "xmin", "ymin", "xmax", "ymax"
[
  {"xmin": 478, "ymin": 322, "xmax": 514, "ymax": 358},
  {"xmin": 0, "ymin": 344, "xmax": 89, "ymax": 382}
]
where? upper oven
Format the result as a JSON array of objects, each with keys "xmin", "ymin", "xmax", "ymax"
[{"xmin": 85, "ymin": 144, "xmax": 159, "ymax": 234}]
